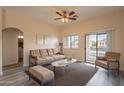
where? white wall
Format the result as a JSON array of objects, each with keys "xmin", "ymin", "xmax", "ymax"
[
  {"xmin": 1, "ymin": 7, "xmax": 124, "ymax": 74},
  {"xmin": 60, "ymin": 10, "xmax": 124, "ymax": 70},
  {"xmin": 0, "ymin": 7, "xmax": 2, "ymax": 75},
  {"xmin": 2, "ymin": 29, "xmax": 22, "ymax": 66},
  {"xmin": 3, "ymin": 9, "xmax": 60, "ymax": 67}
]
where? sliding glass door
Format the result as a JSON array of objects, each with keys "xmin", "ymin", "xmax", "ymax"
[
  {"xmin": 85, "ymin": 33, "xmax": 107, "ymax": 63},
  {"xmin": 97, "ymin": 34, "xmax": 107, "ymax": 57},
  {"xmin": 86, "ymin": 34, "xmax": 97, "ymax": 63}
]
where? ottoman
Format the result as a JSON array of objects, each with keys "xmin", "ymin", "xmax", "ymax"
[{"xmin": 29, "ymin": 65, "xmax": 54, "ymax": 85}]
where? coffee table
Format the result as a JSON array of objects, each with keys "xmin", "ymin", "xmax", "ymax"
[{"xmin": 51, "ymin": 59, "xmax": 77, "ymax": 72}]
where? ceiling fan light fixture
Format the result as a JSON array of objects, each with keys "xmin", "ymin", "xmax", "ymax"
[
  {"xmin": 65, "ymin": 18, "xmax": 68, "ymax": 23},
  {"xmin": 61, "ymin": 18, "xmax": 68, "ymax": 23},
  {"xmin": 54, "ymin": 10, "xmax": 78, "ymax": 23}
]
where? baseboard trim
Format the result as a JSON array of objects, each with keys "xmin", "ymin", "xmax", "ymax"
[{"xmin": 3, "ymin": 63, "xmax": 21, "ymax": 68}]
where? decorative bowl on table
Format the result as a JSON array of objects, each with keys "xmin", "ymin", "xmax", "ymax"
[{"xmin": 66, "ymin": 57, "xmax": 72, "ymax": 62}]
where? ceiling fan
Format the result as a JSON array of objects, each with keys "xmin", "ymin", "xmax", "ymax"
[{"xmin": 54, "ymin": 10, "xmax": 78, "ymax": 23}]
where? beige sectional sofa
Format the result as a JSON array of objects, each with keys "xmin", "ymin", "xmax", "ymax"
[{"xmin": 29, "ymin": 48, "xmax": 65, "ymax": 66}]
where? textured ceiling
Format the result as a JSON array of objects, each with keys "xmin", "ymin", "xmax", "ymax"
[{"xmin": 5, "ymin": 6, "xmax": 124, "ymax": 27}]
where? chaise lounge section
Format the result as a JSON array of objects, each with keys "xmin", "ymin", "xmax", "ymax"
[
  {"xmin": 29, "ymin": 48, "xmax": 65, "ymax": 66},
  {"xmin": 29, "ymin": 65, "xmax": 54, "ymax": 85}
]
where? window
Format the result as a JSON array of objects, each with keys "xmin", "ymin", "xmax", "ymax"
[{"xmin": 64, "ymin": 35, "xmax": 78, "ymax": 48}]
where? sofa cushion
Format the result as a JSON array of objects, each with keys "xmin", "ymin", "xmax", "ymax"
[
  {"xmin": 95, "ymin": 60, "xmax": 108, "ymax": 68},
  {"xmin": 30, "ymin": 50, "xmax": 41, "ymax": 56},
  {"xmin": 40, "ymin": 49, "xmax": 48, "ymax": 56},
  {"xmin": 96, "ymin": 60, "xmax": 118, "ymax": 69},
  {"xmin": 48, "ymin": 49, "xmax": 54, "ymax": 55},
  {"xmin": 36, "ymin": 56, "xmax": 47, "ymax": 64},
  {"xmin": 53, "ymin": 48, "xmax": 59, "ymax": 54},
  {"xmin": 29, "ymin": 65, "xmax": 54, "ymax": 82},
  {"xmin": 42, "ymin": 56, "xmax": 55, "ymax": 62},
  {"xmin": 51, "ymin": 55, "xmax": 65, "ymax": 60}
]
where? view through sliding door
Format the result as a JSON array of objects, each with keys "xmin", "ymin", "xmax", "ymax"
[{"xmin": 85, "ymin": 33, "xmax": 107, "ymax": 63}]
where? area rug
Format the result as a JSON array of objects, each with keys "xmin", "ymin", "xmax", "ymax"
[
  {"xmin": 26, "ymin": 63, "xmax": 97, "ymax": 86},
  {"xmin": 47, "ymin": 63, "xmax": 98, "ymax": 86}
]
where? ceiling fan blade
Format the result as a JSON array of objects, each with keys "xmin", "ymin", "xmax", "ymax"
[
  {"xmin": 72, "ymin": 15, "xmax": 78, "ymax": 18},
  {"xmin": 56, "ymin": 11, "xmax": 63, "ymax": 16},
  {"xmin": 54, "ymin": 18, "xmax": 62, "ymax": 20},
  {"xmin": 68, "ymin": 17, "xmax": 77, "ymax": 20},
  {"xmin": 69, "ymin": 11, "xmax": 75, "ymax": 16}
]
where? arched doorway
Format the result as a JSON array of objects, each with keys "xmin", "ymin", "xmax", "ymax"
[{"xmin": 2, "ymin": 27, "xmax": 24, "ymax": 70}]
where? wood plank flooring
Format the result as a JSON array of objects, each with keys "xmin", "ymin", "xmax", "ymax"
[
  {"xmin": 86, "ymin": 68, "xmax": 124, "ymax": 86},
  {"xmin": 0, "ymin": 66, "xmax": 38, "ymax": 86},
  {"xmin": 0, "ymin": 63, "xmax": 124, "ymax": 86}
]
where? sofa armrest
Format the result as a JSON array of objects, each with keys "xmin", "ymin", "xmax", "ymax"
[
  {"xmin": 29, "ymin": 55, "xmax": 38, "ymax": 65},
  {"xmin": 29, "ymin": 55, "xmax": 38, "ymax": 60}
]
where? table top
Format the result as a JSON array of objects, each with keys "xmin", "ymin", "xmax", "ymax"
[{"xmin": 51, "ymin": 59, "xmax": 77, "ymax": 67}]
